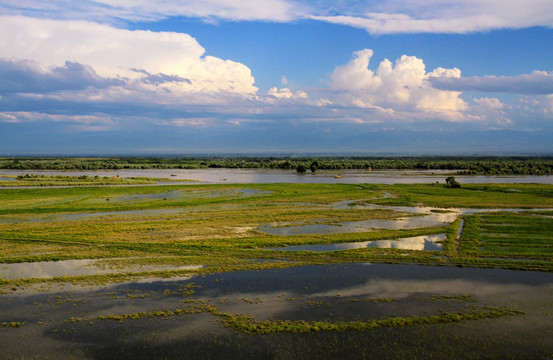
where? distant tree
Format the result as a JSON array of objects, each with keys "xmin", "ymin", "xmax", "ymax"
[
  {"xmin": 445, "ymin": 176, "xmax": 461, "ymax": 188},
  {"xmin": 310, "ymin": 161, "xmax": 318, "ymax": 173},
  {"xmin": 296, "ymin": 164, "xmax": 307, "ymax": 174}
]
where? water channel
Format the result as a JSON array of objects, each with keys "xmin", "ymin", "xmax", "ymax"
[
  {"xmin": 2, "ymin": 168, "xmax": 553, "ymax": 184},
  {"xmin": 267, "ymin": 233, "xmax": 447, "ymax": 252}
]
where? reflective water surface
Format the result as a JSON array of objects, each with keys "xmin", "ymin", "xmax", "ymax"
[
  {"xmin": 2, "ymin": 168, "xmax": 553, "ymax": 184},
  {"xmin": 258, "ymin": 214, "xmax": 457, "ymax": 236},
  {"xmin": 0, "ymin": 258, "xmax": 202, "ymax": 280},
  {"xmin": 267, "ymin": 233, "xmax": 446, "ymax": 252},
  {"xmin": 1, "ymin": 263, "xmax": 552, "ymax": 359}
]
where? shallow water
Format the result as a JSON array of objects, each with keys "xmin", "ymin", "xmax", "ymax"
[
  {"xmin": 258, "ymin": 212, "xmax": 458, "ymax": 236},
  {"xmin": 267, "ymin": 233, "xmax": 446, "ymax": 252},
  {"xmin": 110, "ymin": 189, "xmax": 185, "ymax": 202},
  {"xmin": 0, "ymin": 258, "xmax": 202, "ymax": 280},
  {"xmin": 2, "ymin": 168, "xmax": 553, "ymax": 184},
  {"xmin": 0, "ymin": 208, "xmax": 186, "ymax": 224},
  {"xmin": 1, "ymin": 263, "xmax": 552, "ymax": 359}
]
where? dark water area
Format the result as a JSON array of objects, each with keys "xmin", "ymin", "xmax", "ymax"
[{"xmin": 1, "ymin": 263, "xmax": 552, "ymax": 359}]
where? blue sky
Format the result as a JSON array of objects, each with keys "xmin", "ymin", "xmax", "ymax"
[{"xmin": 1, "ymin": 1, "xmax": 552, "ymax": 155}]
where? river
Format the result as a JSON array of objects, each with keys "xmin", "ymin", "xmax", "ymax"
[{"xmin": 1, "ymin": 168, "xmax": 553, "ymax": 184}]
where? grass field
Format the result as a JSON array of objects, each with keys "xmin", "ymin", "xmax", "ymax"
[
  {"xmin": 1, "ymin": 182, "xmax": 552, "ymax": 288},
  {"xmin": 1, "ymin": 181, "xmax": 552, "ymax": 359}
]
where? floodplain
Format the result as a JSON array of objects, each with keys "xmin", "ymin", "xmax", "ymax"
[{"xmin": 1, "ymin": 175, "xmax": 552, "ymax": 359}]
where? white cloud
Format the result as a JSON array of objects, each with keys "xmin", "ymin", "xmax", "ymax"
[
  {"xmin": 0, "ymin": 16, "xmax": 258, "ymax": 97},
  {"xmin": 326, "ymin": 49, "xmax": 553, "ymax": 126},
  {"xmin": 330, "ymin": 49, "xmax": 466, "ymax": 118},
  {"xmin": 429, "ymin": 71, "xmax": 553, "ymax": 95},
  {"xmin": 469, "ymin": 98, "xmax": 512, "ymax": 126},
  {"xmin": 474, "ymin": 97, "xmax": 505, "ymax": 111},
  {"xmin": 546, "ymin": 95, "xmax": 553, "ymax": 113},
  {"xmin": 310, "ymin": 0, "xmax": 553, "ymax": 34},
  {"xmin": 0, "ymin": 0, "xmax": 304, "ymax": 23},
  {"xmin": 312, "ymin": 13, "xmax": 500, "ymax": 35},
  {"xmin": 0, "ymin": 12, "xmax": 550, "ymax": 134},
  {"xmin": 0, "ymin": 113, "xmax": 18, "ymax": 123},
  {"xmin": 169, "ymin": 118, "xmax": 212, "ymax": 127},
  {"xmin": 516, "ymin": 94, "xmax": 553, "ymax": 117},
  {"xmin": 0, "ymin": 111, "xmax": 117, "ymax": 130},
  {"xmin": 2, "ymin": 0, "xmax": 552, "ymax": 35},
  {"xmin": 267, "ymin": 87, "xmax": 308, "ymax": 100},
  {"xmin": 99, "ymin": 0, "xmax": 300, "ymax": 22}
]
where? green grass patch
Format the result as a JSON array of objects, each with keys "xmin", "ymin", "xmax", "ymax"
[
  {"xmin": 1, "ymin": 183, "xmax": 552, "ymax": 289},
  {"xmin": 89, "ymin": 301, "xmax": 523, "ymax": 335}
]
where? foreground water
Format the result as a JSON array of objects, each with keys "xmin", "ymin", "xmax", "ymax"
[
  {"xmin": 0, "ymin": 263, "xmax": 552, "ymax": 359},
  {"xmin": 2, "ymin": 168, "xmax": 553, "ymax": 184}
]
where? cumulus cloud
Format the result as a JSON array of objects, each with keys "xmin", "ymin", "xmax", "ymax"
[
  {"xmin": 267, "ymin": 87, "xmax": 308, "ymax": 100},
  {"xmin": 0, "ymin": 16, "xmax": 257, "ymax": 97},
  {"xmin": 429, "ymin": 71, "xmax": 553, "ymax": 95},
  {"xmin": 469, "ymin": 98, "xmax": 512, "ymax": 126},
  {"xmin": 330, "ymin": 49, "xmax": 466, "ymax": 118},
  {"xmin": 474, "ymin": 97, "xmax": 505, "ymax": 111},
  {"xmin": 326, "ymin": 49, "xmax": 553, "ymax": 126},
  {"xmin": 516, "ymin": 94, "xmax": 553, "ymax": 118}
]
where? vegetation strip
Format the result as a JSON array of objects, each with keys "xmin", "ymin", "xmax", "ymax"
[
  {"xmin": 0, "ymin": 174, "xmax": 186, "ymax": 187},
  {"xmin": 1, "ymin": 321, "xmax": 25, "ymax": 328},
  {"xmin": 86, "ymin": 303, "xmax": 523, "ymax": 334}
]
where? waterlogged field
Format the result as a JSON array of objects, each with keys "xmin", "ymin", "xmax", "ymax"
[{"xmin": 0, "ymin": 181, "xmax": 553, "ymax": 359}]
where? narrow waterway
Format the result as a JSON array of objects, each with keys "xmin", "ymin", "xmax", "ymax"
[
  {"xmin": 2, "ymin": 168, "xmax": 553, "ymax": 184},
  {"xmin": 267, "ymin": 233, "xmax": 446, "ymax": 252}
]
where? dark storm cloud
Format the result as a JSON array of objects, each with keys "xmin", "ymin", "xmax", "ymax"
[{"xmin": 0, "ymin": 58, "xmax": 123, "ymax": 94}]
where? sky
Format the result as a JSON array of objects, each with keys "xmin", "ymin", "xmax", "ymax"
[{"xmin": 0, "ymin": 0, "xmax": 552, "ymax": 155}]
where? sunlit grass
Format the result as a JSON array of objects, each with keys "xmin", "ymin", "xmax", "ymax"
[
  {"xmin": 459, "ymin": 212, "xmax": 553, "ymax": 259},
  {"xmin": 1, "ymin": 182, "xmax": 552, "ymax": 289},
  {"xmin": 369, "ymin": 183, "xmax": 553, "ymax": 208}
]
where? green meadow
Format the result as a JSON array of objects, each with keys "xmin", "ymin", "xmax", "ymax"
[
  {"xmin": 1, "ymin": 178, "xmax": 553, "ymax": 359},
  {"xmin": 1, "ymin": 180, "xmax": 552, "ymax": 286}
]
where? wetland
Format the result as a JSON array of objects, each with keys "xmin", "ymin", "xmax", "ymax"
[{"xmin": 0, "ymin": 176, "xmax": 552, "ymax": 359}]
